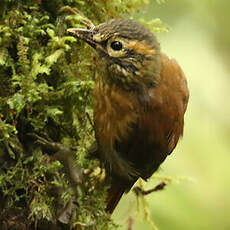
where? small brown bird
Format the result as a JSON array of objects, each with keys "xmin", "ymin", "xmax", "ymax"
[{"xmin": 68, "ymin": 19, "xmax": 189, "ymax": 213}]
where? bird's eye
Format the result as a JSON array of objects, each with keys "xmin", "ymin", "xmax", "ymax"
[{"xmin": 110, "ymin": 41, "xmax": 123, "ymax": 51}]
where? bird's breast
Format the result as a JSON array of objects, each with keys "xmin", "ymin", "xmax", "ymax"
[{"xmin": 93, "ymin": 82, "xmax": 138, "ymax": 149}]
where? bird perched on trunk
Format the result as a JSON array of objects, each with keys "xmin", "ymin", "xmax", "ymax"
[{"xmin": 67, "ymin": 18, "xmax": 189, "ymax": 214}]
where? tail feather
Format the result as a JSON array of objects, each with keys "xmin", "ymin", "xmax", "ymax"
[
  {"xmin": 106, "ymin": 185, "xmax": 125, "ymax": 214},
  {"xmin": 106, "ymin": 178, "xmax": 136, "ymax": 214}
]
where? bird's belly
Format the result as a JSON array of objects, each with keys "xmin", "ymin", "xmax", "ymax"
[{"xmin": 94, "ymin": 101, "xmax": 137, "ymax": 149}]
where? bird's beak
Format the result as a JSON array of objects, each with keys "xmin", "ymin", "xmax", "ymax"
[{"xmin": 67, "ymin": 28, "xmax": 96, "ymax": 49}]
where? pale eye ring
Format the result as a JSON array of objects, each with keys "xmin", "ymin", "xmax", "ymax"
[{"xmin": 110, "ymin": 41, "xmax": 123, "ymax": 51}]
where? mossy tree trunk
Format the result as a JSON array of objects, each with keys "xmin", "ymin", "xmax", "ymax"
[{"xmin": 0, "ymin": 0, "xmax": 150, "ymax": 229}]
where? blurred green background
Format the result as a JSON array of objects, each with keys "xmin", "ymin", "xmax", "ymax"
[{"xmin": 113, "ymin": 0, "xmax": 230, "ymax": 229}]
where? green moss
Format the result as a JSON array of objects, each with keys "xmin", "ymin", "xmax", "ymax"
[{"xmin": 0, "ymin": 0, "xmax": 167, "ymax": 229}]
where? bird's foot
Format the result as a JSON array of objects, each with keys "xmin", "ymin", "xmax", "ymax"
[{"xmin": 87, "ymin": 141, "xmax": 100, "ymax": 159}]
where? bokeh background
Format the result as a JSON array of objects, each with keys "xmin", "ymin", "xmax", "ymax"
[{"xmin": 113, "ymin": 0, "xmax": 230, "ymax": 229}]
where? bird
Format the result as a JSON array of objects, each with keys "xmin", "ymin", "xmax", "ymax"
[{"xmin": 67, "ymin": 18, "xmax": 189, "ymax": 214}]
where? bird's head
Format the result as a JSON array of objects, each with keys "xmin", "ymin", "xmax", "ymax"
[{"xmin": 68, "ymin": 19, "xmax": 162, "ymax": 91}]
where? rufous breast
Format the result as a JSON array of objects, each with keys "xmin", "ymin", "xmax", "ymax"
[{"xmin": 93, "ymin": 81, "xmax": 138, "ymax": 148}]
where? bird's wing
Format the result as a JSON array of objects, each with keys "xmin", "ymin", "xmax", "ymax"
[{"xmin": 116, "ymin": 54, "xmax": 189, "ymax": 179}]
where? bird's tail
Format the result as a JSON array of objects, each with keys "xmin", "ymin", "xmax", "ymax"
[
  {"xmin": 106, "ymin": 182, "xmax": 126, "ymax": 214},
  {"xmin": 106, "ymin": 178, "xmax": 136, "ymax": 214}
]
